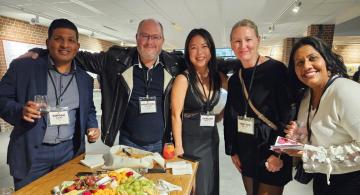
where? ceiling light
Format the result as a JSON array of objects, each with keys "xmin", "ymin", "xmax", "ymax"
[
  {"xmin": 292, "ymin": 0, "xmax": 302, "ymax": 13},
  {"xmin": 268, "ymin": 24, "xmax": 275, "ymax": 33},
  {"xmin": 171, "ymin": 22, "xmax": 183, "ymax": 32},
  {"xmin": 30, "ymin": 15, "xmax": 39, "ymax": 25}
]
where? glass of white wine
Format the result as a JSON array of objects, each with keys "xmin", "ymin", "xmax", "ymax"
[{"xmin": 34, "ymin": 95, "xmax": 49, "ymax": 114}]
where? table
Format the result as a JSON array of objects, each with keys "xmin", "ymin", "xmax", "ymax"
[{"xmin": 14, "ymin": 154, "xmax": 198, "ymax": 195}]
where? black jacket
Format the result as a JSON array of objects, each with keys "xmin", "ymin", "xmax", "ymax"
[
  {"xmin": 35, "ymin": 46, "xmax": 237, "ymax": 146},
  {"xmin": 353, "ymin": 70, "xmax": 360, "ymax": 83},
  {"xmin": 75, "ymin": 46, "xmax": 186, "ymax": 146}
]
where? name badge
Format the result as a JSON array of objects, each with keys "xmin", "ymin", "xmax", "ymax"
[
  {"xmin": 139, "ymin": 96, "xmax": 157, "ymax": 114},
  {"xmin": 237, "ymin": 116, "xmax": 254, "ymax": 135},
  {"xmin": 200, "ymin": 114, "xmax": 215, "ymax": 127},
  {"xmin": 49, "ymin": 107, "xmax": 70, "ymax": 126}
]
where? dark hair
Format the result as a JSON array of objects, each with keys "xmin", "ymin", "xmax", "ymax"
[
  {"xmin": 184, "ymin": 28, "xmax": 220, "ymax": 93},
  {"xmin": 48, "ymin": 18, "xmax": 79, "ymax": 40},
  {"xmin": 288, "ymin": 36, "xmax": 348, "ymax": 90}
]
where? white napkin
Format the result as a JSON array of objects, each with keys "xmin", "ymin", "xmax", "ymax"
[
  {"xmin": 166, "ymin": 161, "xmax": 193, "ymax": 175},
  {"xmin": 171, "ymin": 163, "xmax": 193, "ymax": 175},
  {"xmin": 157, "ymin": 179, "xmax": 182, "ymax": 194},
  {"xmin": 165, "ymin": 161, "xmax": 187, "ymax": 169},
  {"xmin": 80, "ymin": 154, "xmax": 104, "ymax": 168}
]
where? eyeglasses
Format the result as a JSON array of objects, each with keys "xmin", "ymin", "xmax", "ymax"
[{"xmin": 138, "ymin": 33, "xmax": 163, "ymax": 41}]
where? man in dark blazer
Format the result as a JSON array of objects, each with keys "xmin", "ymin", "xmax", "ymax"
[{"xmin": 0, "ymin": 19, "xmax": 100, "ymax": 190}]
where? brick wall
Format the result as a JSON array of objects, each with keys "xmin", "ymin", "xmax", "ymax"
[
  {"xmin": 307, "ymin": 24, "xmax": 335, "ymax": 47},
  {"xmin": 0, "ymin": 16, "xmax": 116, "ymax": 132},
  {"xmin": 282, "ymin": 38, "xmax": 295, "ymax": 65}
]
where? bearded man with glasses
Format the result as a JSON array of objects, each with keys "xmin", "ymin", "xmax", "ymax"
[{"xmin": 75, "ymin": 18, "xmax": 184, "ymax": 152}]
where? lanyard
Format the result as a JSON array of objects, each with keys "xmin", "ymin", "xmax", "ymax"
[
  {"xmin": 306, "ymin": 75, "xmax": 339, "ymax": 142},
  {"xmin": 48, "ymin": 71, "xmax": 75, "ymax": 106},
  {"xmin": 142, "ymin": 65, "xmax": 153, "ymax": 97},
  {"xmin": 239, "ymin": 55, "xmax": 260, "ymax": 117},
  {"xmin": 196, "ymin": 72, "xmax": 212, "ymax": 113}
]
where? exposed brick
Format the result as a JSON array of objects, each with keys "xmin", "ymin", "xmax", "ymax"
[{"xmin": 307, "ymin": 24, "xmax": 335, "ymax": 47}]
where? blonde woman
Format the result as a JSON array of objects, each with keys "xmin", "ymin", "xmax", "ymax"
[{"xmin": 224, "ymin": 19, "xmax": 293, "ymax": 195}]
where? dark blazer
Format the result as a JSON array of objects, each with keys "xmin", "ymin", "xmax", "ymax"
[{"xmin": 0, "ymin": 55, "xmax": 98, "ymax": 179}]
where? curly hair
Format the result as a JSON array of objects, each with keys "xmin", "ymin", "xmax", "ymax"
[{"xmin": 288, "ymin": 36, "xmax": 348, "ymax": 90}]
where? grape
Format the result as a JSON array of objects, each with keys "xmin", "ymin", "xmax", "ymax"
[
  {"xmin": 133, "ymin": 181, "xmax": 140, "ymax": 187},
  {"xmin": 134, "ymin": 185, "xmax": 141, "ymax": 191}
]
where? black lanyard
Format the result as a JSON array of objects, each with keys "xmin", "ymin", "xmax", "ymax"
[
  {"xmin": 48, "ymin": 71, "xmax": 75, "ymax": 106},
  {"xmin": 142, "ymin": 65, "xmax": 153, "ymax": 97},
  {"xmin": 241, "ymin": 55, "xmax": 260, "ymax": 116},
  {"xmin": 196, "ymin": 72, "xmax": 212, "ymax": 113},
  {"xmin": 306, "ymin": 76, "xmax": 339, "ymax": 142}
]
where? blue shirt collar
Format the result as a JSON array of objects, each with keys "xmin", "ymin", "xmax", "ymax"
[{"xmin": 47, "ymin": 55, "xmax": 77, "ymax": 75}]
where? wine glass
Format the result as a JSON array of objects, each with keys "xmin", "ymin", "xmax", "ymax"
[
  {"xmin": 34, "ymin": 95, "xmax": 49, "ymax": 113},
  {"xmin": 162, "ymin": 143, "xmax": 175, "ymax": 160},
  {"xmin": 293, "ymin": 121, "xmax": 308, "ymax": 143}
]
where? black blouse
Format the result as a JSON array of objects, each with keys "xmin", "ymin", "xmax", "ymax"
[{"xmin": 224, "ymin": 58, "xmax": 295, "ymax": 156}]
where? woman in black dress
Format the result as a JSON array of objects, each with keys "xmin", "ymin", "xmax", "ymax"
[
  {"xmin": 171, "ymin": 28, "xmax": 227, "ymax": 195},
  {"xmin": 224, "ymin": 19, "xmax": 294, "ymax": 195}
]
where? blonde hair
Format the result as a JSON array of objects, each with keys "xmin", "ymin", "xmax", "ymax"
[{"xmin": 230, "ymin": 19, "xmax": 259, "ymax": 40}]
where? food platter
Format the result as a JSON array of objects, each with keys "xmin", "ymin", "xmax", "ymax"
[{"xmin": 57, "ymin": 168, "xmax": 158, "ymax": 195}]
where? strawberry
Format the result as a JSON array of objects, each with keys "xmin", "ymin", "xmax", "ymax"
[
  {"xmin": 82, "ymin": 191, "xmax": 92, "ymax": 195},
  {"xmin": 126, "ymin": 171, "xmax": 134, "ymax": 177},
  {"xmin": 98, "ymin": 184, "xmax": 106, "ymax": 189}
]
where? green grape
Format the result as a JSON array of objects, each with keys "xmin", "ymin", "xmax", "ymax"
[
  {"xmin": 140, "ymin": 180, "xmax": 147, "ymax": 185},
  {"xmin": 127, "ymin": 176, "xmax": 135, "ymax": 182},
  {"xmin": 117, "ymin": 185, "xmax": 124, "ymax": 191},
  {"xmin": 133, "ymin": 181, "xmax": 140, "ymax": 187},
  {"xmin": 127, "ymin": 189, "xmax": 135, "ymax": 195},
  {"xmin": 134, "ymin": 185, "xmax": 141, "ymax": 191}
]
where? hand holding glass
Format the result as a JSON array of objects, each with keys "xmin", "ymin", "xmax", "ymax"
[
  {"xmin": 292, "ymin": 121, "xmax": 308, "ymax": 143},
  {"xmin": 34, "ymin": 95, "xmax": 49, "ymax": 113}
]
